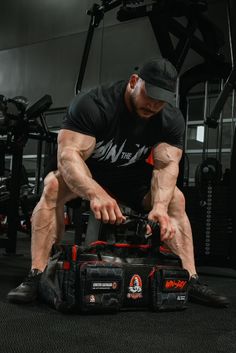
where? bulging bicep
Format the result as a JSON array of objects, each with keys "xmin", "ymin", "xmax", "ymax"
[{"xmin": 153, "ymin": 142, "xmax": 182, "ymax": 169}]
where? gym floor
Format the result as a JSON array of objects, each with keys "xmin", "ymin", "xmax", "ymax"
[{"xmin": 0, "ymin": 232, "xmax": 236, "ymax": 353}]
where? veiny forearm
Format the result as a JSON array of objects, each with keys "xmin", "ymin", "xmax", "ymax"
[
  {"xmin": 151, "ymin": 161, "xmax": 179, "ymax": 211},
  {"xmin": 58, "ymin": 147, "xmax": 107, "ymax": 200},
  {"xmin": 57, "ymin": 130, "xmax": 124, "ymax": 223}
]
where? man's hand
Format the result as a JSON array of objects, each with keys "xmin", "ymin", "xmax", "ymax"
[
  {"xmin": 148, "ymin": 206, "xmax": 175, "ymax": 241},
  {"xmin": 90, "ymin": 194, "xmax": 126, "ymax": 224}
]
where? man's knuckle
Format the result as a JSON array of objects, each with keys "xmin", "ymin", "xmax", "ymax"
[{"xmin": 93, "ymin": 205, "xmax": 100, "ymax": 212}]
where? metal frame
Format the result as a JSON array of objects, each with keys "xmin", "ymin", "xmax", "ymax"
[
  {"xmin": 75, "ymin": 0, "xmax": 225, "ymax": 94},
  {"xmin": 206, "ymin": 0, "xmax": 236, "ymax": 126}
]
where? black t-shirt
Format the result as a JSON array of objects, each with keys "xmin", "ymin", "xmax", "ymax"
[{"xmin": 62, "ymin": 81, "xmax": 185, "ymax": 170}]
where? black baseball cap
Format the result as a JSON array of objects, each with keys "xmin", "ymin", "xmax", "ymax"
[{"xmin": 138, "ymin": 58, "xmax": 177, "ymax": 106}]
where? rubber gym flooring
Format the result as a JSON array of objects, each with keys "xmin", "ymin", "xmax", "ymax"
[{"xmin": 0, "ymin": 232, "xmax": 236, "ymax": 353}]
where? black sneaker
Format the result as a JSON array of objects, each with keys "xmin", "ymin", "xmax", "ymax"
[
  {"xmin": 7, "ymin": 269, "xmax": 42, "ymax": 304},
  {"xmin": 188, "ymin": 275, "xmax": 230, "ymax": 308}
]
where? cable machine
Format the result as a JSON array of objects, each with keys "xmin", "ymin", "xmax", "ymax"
[
  {"xmin": 178, "ymin": 0, "xmax": 236, "ymax": 267},
  {"xmin": 75, "ymin": 0, "xmax": 225, "ymax": 94}
]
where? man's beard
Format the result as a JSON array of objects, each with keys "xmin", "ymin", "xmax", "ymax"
[
  {"xmin": 129, "ymin": 93, "xmax": 156, "ymax": 119},
  {"xmin": 128, "ymin": 93, "xmax": 151, "ymax": 137},
  {"xmin": 129, "ymin": 93, "xmax": 140, "ymax": 117}
]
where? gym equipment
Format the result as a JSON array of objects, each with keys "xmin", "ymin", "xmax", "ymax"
[
  {"xmin": 178, "ymin": 0, "xmax": 236, "ymax": 267},
  {"xmin": 179, "ymin": 65, "xmax": 234, "ymax": 266},
  {"xmin": 202, "ymin": 0, "xmax": 236, "ymax": 268},
  {"xmin": 184, "ymin": 182, "xmax": 233, "ymax": 266},
  {"xmin": 230, "ymin": 126, "xmax": 236, "ymax": 268},
  {"xmin": 206, "ymin": 0, "xmax": 236, "ymax": 128},
  {"xmin": 180, "ymin": 63, "xmax": 234, "ymax": 264},
  {"xmin": 75, "ymin": 0, "xmax": 225, "ymax": 94},
  {"xmin": 0, "ymin": 94, "xmax": 53, "ymax": 252},
  {"xmin": 39, "ymin": 213, "xmax": 189, "ymax": 313}
]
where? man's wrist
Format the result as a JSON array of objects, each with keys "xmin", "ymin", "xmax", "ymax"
[
  {"xmin": 152, "ymin": 202, "xmax": 168, "ymax": 212},
  {"xmin": 87, "ymin": 184, "xmax": 109, "ymax": 202}
]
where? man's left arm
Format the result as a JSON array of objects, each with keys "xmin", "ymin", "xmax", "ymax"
[{"xmin": 148, "ymin": 142, "xmax": 183, "ymax": 241}]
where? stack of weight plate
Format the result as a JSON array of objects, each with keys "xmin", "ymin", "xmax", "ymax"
[{"xmin": 183, "ymin": 184, "xmax": 233, "ymax": 266}]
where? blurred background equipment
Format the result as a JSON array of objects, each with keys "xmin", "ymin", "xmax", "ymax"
[{"xmin": 0, "ymin": 94, "xmax": 53, "ymax": 253}]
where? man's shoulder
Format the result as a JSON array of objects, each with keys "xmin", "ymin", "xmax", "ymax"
[
  {"xmin": 72, "ymin": 80, "xmax": 126, "ymax": 102},
  {"xmin": 161, "ymin": 103, "xmax": 185, "ymax": 127},
  {"xmin": 89, "ymin": 80, "xmax": 127, "ymax": 108},
  {"xmin": 70, "ymin": 80, "xmax": 126, "ymax": 116},
  {"xmin": 68, "ymin": 91, "xmax": 99, "ymax": 117},
  {"xmin": 162, "ymin": 103, "xmax": 183, "ymax": 117},
  {"xmin": 64, "ymin": 80, "xmax": 127, "ymax": 138}
]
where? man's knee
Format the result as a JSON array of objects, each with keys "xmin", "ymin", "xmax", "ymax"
[
  {"xmin": 42, "ymin": 171, "xmax": 60, "ymax": 199},
  {"xmin": 41, "ymin": 170, "xmax": 73, "ymax": 205},
  {"xmin": 31, "ymin": 172, "xmax": 60, "ymax": 216}
]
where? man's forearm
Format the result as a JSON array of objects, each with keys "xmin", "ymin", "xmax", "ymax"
[
  {"xmin": 58, "ymin": 148, "xmax": 108, "ymax": 201},
  {"xmin": 57, "ymin": 131, "xmax": 125, "ymax": 224},
  {"xmin": 151, "ymin": 161, "xmax": 179, "ymax": 211}
]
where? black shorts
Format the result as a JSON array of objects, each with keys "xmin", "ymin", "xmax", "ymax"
[{"xmin": 88, "ymin": 161, "xmax": 153, "ymax": 212}]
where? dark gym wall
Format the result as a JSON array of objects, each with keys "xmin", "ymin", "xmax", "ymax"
[
  {"xmin": 0, "ymin": 0, "xmax": 229, "ymax": 107},
  {"xmin": 0, "ymin": 0, "xmax": 92, "ymax": 49},
  {"xmin": 0, "ymin": 0, "xmax": 160, "ymax": 107}
]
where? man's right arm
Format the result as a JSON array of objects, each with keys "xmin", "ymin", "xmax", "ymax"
[{"xmin": 57, "ymin": 129, "xmax": 125, "ymax": 224}]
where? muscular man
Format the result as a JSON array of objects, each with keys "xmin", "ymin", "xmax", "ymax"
[{"xmin": 7, "ymin": 58, "xmax": 229, "ymax": 307}]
